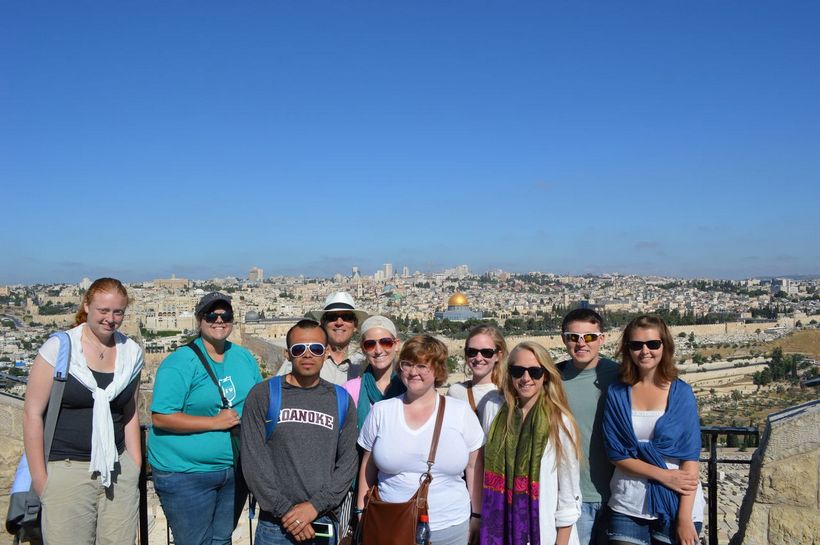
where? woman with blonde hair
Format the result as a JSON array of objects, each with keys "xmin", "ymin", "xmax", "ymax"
[
  {"xmin": 23, "ymin": 277, "xmax": 144, "ymax": 545},
  {"xmin": 481, "ymin": 341, "xmax": 582, "ymax": 545},
  {"xmin": 447, "ymin": 324, "xmax": 507, "ymax": 427}
]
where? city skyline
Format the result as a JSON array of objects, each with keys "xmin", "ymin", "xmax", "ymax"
[
  {"xmin": 2, "ymin": 2, "xmax": 818, "ymax": 284},
  {"xmin": 1, "ymin": 263, "xmax": 818, "ymax": 287}
]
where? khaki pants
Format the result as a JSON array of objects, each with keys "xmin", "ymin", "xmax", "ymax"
[{"xmin": 41, "ymin": 452, "xmax": 140, "ymax": 545}]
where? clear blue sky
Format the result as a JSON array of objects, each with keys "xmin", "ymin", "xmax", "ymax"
[{"xmin": 2, "ymin": 1, "xmax": 818, "ymax": 284}]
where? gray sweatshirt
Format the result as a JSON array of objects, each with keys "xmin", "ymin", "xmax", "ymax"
[{"xmin": 240, "ymin": 377, "xmax": 358, "ymax": 517}]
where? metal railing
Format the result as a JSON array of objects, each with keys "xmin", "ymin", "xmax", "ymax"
[
  {"xmin": 137, "ymin": 425, "xmax": 760, "ymax": 545},
  {"xmin": 699, "ymin": 426, "xmax": 759, "ymax": 545}
]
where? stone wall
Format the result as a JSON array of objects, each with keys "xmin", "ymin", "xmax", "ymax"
[
  {"xmin": 0, "ymin": 396, "xmax": 25, "ymax": 545},
  {"xmin": 731, "ymin": 399, "xmax": 820, "ymax": 545},
  {"xmin": 242, "ymin": 335, "xmax": 286, "ymax": 374}
]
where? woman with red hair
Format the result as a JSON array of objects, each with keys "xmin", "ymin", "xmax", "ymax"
[{"xmin": 23, "ymin": 277, "xmax": 144, "ymax": 545}]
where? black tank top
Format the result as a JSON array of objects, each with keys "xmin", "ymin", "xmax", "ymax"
[{"xmin": 49, "ymin": 370, "xmax": 139, "ymax": 461}]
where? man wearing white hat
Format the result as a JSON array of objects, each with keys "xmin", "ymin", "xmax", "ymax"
[{"xmin": 276, "ymin": 292, "xmax": 368, "ymax": 385}]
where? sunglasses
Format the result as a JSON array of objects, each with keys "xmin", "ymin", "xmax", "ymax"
[
  {"xmin": 399, "ymin": 360, "xmax": 432, "ymax": 375},
  {"xmin": 465, "ymin": 347, "xmax": 498, "ymax": 359},
  {"xmin": 362, "ymin": 337, "xmax": 397, "ymax": 351},
  {"xmin": 627, "ymin": 340, "xmax": 663, "ymax": 351},
  {"xmin": 289, "ymin": 343, "xmax": 327, "ymax": 358},
  {"xmin": 323, "ymin": 313, "xmax": 356, "ymax": 323},
  {"xmin": 204, "ymin": 311, "xmax": 234, "ymax": 323},
  {"xmin": 562, "ymin": 332, "xmax": 602, "ymax": 343},
  {"xmin": 508, "ymin": 365, "xmax": 546, "ymax": 380}
]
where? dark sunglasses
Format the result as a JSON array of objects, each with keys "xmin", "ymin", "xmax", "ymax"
[
  {"xmin": 204, "ymin": 311, "xmax": 234, "ymax": 323},
  {"xmin": 465, "ymin": 347, "xmax": 498, "ymax": 359},
  {"xmin": 362, "ymin": 337, "xmax": 397, "ymax": 351},
  {"xmin": 508, "ymin": 365, "xmax": 546, "ymax": 380},
  {"xmin": 289, "ymin": 343, "xmax": 326, "ymax": 358},
  {"xmin": 323, "ymin": 312, "xmax": 356, "ymax": 323},
  {"xmin": 627, "ymin": 340, "xmax": 663, "ymax": 351},
  {"xmin": 562, "ymin": 332, "xmax": 602, "ymax": 343}
]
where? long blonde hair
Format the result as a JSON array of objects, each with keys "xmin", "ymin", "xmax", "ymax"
[{"xmin": 501, "ymin": 341, "xmax": 581, "ymax": 465}]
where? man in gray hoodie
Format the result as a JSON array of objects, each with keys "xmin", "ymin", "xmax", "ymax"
[{"xmin": 241, "ymin": 319, "xmax": 358, "ymax": 544}]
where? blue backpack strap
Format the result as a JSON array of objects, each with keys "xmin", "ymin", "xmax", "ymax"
[
  {"xmin": 265, "ymin": 376, "xmax": 283, "ymax": 441},
  {"xmin": 50, "ymin": 331, "xmax": 71, "ymax": 380},
  {"xmin": 266, "ymin": 378, "xmax": 347, "ymax": 439},
  {"xmin": 334, "ymin": 385, "xmax": 349, "ymax": 436}
]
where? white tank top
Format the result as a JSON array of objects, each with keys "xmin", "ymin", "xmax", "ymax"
[{"xmin": 608, "ymin": 410, "xmax": 705, "ymax": 521}]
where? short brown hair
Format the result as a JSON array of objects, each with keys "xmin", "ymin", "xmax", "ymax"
[
  {"xmin": 399, "ymin": 334, "xmax": 448, "ymax": 387},
  {"xmin": 286, "ymin": 319, "xmax": 328, "ymax": 347},
  {"xmin": 617, "ymin": 315, "xmax": 677, "ymax": 385},
  {"xmin": 561, "ymin": 308, "xmax": 604, "ymax": 332}
]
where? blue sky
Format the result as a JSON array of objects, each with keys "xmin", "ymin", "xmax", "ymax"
[{"xmin": 2, "ymin": 1, "xmax": 818, "ymax": 284}]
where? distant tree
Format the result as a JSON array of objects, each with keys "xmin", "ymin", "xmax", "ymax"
[
  {"xmin": 753, "ymin": 368, "xmax": 772, "ymax": 389},
  {"xmin": 678, "ymin": 332, "xmax": 687, "ymax": 338},
  {"xmin": 692, "ymin": 353, "xmax": 706, "ymax": 365},
  {"xmin": 689, "ymin": 332, "xmax": 696, "ymax": 343},
  {"xmin": 726, "ymin": 429, "xmax": 740, "ymax": 448},
  {"xmin": 730, "ymin": 390, "xmax": 743, "ymax": 401},
  {"xmin": 446, "ymin": 356, "xmax": 460, "ymax": 373}
]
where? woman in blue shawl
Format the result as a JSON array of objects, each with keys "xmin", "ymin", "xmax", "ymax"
[{"xmin": 603, "ymin": 316, "xmax": 704, "ymax": 545}]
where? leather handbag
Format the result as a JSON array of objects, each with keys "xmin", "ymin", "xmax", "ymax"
[{"xmin": 358, "ymin": 396, "xmax": 446, "ymax": 545}]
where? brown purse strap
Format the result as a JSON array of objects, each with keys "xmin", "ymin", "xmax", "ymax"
[
  {"xmin": 425, "ymin": 396, "xmax": 446, "ymax": 472},
  {"xmin": 466, "ymin": 381, "xmax": 478, "ymax": 414}
]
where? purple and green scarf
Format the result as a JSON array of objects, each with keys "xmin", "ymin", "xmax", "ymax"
[{"xmin": 480, "ymin": 399, "xmax": 550, "ymax": 545}]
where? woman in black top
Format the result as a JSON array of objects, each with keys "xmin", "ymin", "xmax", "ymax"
[{"xmin": 23, "ymin": 277, "xmax": 144, "ymax": 545}]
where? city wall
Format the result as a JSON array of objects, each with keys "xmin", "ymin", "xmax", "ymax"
[
  {"xmin": 0, "ymin": 396, "xmax": 25, "ymax": 545},
  {"xmin": 437, "ymin": 319, "xmax": 799, "ymax": 359}
]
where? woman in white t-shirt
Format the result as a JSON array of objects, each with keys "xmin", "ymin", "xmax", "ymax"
[
  {"xmin": 357, "ymin": 335, "xmax": 485, "ymax": 545},
  {"xmin": 446, "ymin": 325, "xmax": 507, "ymax": 429}
]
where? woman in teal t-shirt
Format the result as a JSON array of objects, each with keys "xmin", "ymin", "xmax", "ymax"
[{"xmin": 148, "ymin": 292, "xmax": 262, "ymax": 545}]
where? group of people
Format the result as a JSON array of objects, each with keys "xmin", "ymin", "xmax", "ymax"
[{"xmin": 22, "ymin": 281, "xmax": 705, "ymax": 545}]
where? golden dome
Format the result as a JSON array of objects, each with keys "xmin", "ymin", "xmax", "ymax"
[{"xmin": 447, "ymin": 293, "xmax": 469, "ymax": 307}]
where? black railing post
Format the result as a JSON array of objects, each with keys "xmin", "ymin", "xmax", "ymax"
[
  {"xmin": 139, "ymin": 425, "xmax": 149, "ymax": 545},
  {"xmin": 699, "ymin": 425, "xmax": 759, "ymax": 545},
  {"xmin": 708, "ymin": 432, "xmax": 718, "ymax": 545}
]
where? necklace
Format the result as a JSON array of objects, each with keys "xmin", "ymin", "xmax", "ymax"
[{"xmin": 84, "ymin": 328, "xmax": 112, "ymax": 360}]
